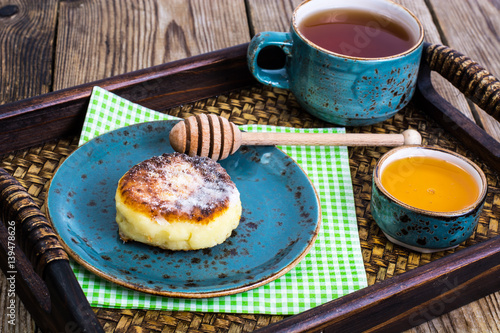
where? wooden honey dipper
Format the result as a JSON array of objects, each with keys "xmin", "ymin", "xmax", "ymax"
[{"xmin": 169, "ymin": 114, "xmax": 422, "ymax": 161}]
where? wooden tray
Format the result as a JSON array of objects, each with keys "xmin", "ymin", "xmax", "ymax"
[{"xmin": 0, "ymin": 42, "xmax": 499, "ymax": 333}]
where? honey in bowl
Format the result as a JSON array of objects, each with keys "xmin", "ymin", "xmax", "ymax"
[
  {"xmin": 380, "ymin": 155, "xmax": 480, "ymax": 212},
  {"xmin": 372, "ymin": 146, "xmax": 487, "ymax": 252}
]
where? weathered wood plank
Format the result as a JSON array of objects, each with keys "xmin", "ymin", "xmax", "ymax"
[
  {"xmin": 54, "ymin": 0, "xmax": 250, "ymax": 89},
  {"xmin": 0, "ymin": 273, "xmax": 37, "ymax": 333},
  {"xmin": 406, "ymin": 292, "xmax": 500, "ymax": 333},
  {"xmin": 0, "ymin": 0, "xmax": 58, "ymax": 104},
  {"xmin": 428, "ymin": 0, "xmax": 500, "ymax": 141},
  {"xmin": 246, "ymin": 0, "xmax": 299, "ymax": 34}
]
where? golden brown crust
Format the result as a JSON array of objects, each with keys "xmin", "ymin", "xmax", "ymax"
[{"xmin": 117, "ymin": 153, "xmax": 238, "ymax": 224}]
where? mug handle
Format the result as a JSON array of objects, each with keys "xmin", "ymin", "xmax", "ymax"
[{"xmin": 247, "ymin": 32, "xmax": 293, "ymax": 89}]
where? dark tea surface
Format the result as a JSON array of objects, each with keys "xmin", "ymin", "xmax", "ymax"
[{"xmin": 298, "ymin": 8, "xmax": 415, "ymax": 58}]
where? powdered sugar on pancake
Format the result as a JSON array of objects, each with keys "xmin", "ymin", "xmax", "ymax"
[{"xmin": 117, "ymin": 153, "xmax": 239, "ymax": 224}]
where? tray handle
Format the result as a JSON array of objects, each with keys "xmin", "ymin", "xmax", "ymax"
[
  {"xmin": 0, "ymin": 169, "xmax": 68, "ymax": 275},
  {"xmin": 0, "ymin": 168, "xmax": 103, "ymax": 332},
  {"xmin": 424, "ymin": 42, "xmax": 500, "ymax": 122}
]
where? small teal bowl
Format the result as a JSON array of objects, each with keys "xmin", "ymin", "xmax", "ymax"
[{"xmin": 371, "ymin": 146, "xmax": 487, "ymax": 253}]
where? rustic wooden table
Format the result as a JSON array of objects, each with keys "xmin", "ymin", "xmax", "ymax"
[{"xmin": 0, "ymin": 0, "xmax": 499, "ymax": 332}]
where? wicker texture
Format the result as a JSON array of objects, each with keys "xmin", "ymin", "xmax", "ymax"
[{"xmin": 1, "ymin": 84, "xmax": 499, "ymax": 332}]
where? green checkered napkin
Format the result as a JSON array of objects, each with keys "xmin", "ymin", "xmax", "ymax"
[{"xmin": 75, "ymin": 86, "xmax": 367, "ymax": 315}]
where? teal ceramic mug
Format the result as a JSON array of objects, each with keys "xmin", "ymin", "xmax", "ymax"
[{"xmin": 247, "ymin": 0, "xmax": 424, "ymax": 126}]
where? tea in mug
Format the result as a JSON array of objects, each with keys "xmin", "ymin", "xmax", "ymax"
[
  {"xmin": 380, "ymin": 156, "xmax": 480, "ymax": 212},
  {"xmin": 298, "ymin": 8, "xmax": 415, "ymax": 58}
]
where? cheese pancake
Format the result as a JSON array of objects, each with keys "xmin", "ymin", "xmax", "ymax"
[{"xmin": 115, "ymin": 153, "xmax": 241, "ymax": 251}]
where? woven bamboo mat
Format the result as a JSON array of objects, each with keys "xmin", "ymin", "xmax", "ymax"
[{"xmin": 1, "ymin": 84, "xmax": 499, "ymax": 332}]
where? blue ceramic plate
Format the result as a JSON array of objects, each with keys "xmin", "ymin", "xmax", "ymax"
[{"xmin": 47, "ymin": 121, "xmax": 321, "ymax": 298}]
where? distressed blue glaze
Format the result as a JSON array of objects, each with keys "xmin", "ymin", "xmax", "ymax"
[
  {"xmin": 47, "ymin": 121, "xmax": 321, "ymax": 298},
  {"xmin": 247, "ymin": 1, "xmax": 424, "ymax": 126},
  {"xmin": 247, "ymin": 31, "xmax": 293, "ymax": 89},
  {"xmin": 371, "ymin": 181, "xmax": 485, "ymax": 251},
  {"xmin": 286, "ymin": 30, "xmax": 423, "ymax": 126}
]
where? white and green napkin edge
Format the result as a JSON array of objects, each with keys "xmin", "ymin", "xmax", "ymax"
[{"xmin": 73, "ymin": 86, "xmax": 367, "ymax": 315}]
